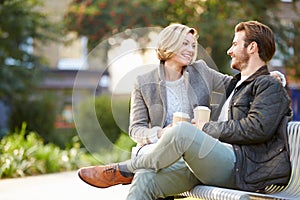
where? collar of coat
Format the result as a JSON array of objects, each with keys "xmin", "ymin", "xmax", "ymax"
[{"xmin": 226, "ymin": 65, "xmax": 270, "ymax": 98}]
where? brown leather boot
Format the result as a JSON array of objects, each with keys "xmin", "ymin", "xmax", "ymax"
[{"xmin": 78, "ymin": 164, "xmax": 133, "ymax": 188}]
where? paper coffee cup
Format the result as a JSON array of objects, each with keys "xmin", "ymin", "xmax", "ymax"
[
  {"xmin": 193, "ymin": 106, "xmax": 211, "ymax": 123},
  {"xmin": 173, "ymin": 112, "xmax": 190, "ymax": 124}
]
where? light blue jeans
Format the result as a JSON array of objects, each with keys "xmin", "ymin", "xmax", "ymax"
[{"xmin": 125, "ymin": 122, "xmax": 237, "ymax": 200}]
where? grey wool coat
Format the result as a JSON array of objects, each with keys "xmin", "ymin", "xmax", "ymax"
[{"xmin": 129, "ymin": 60, "xmax": 232, "ymax": 145}]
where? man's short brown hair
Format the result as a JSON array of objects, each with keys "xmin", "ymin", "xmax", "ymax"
[{"xmin": 235, "ymin": 21, "xmax": 275, "ymax": 62}]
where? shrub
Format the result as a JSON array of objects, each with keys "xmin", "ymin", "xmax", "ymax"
[
  {"xmin": 0, "ymin": 123, "xmax": 98, "ymax": 178},
  {"xmin": 92, "ymin": 131, "xmax": 137, "ymax": 164},
  {"xmin": 0, "ymin": 120, "xmax": 136, "ymax": 178},
  {"xmin": 75, "ymin": 94, "xmax": 130, "ymax": 152},
  {"xmin": 8, "ymin": 93, "xmax": 57, "ymax": 142},
  {"xmin": 48, "ymin": 128, "xmax": 78, "ymax": 149}
]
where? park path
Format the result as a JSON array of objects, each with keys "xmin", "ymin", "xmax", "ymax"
[{"xmin": 0, "ymin": 171, "xmax": 131, "ymax": 200}]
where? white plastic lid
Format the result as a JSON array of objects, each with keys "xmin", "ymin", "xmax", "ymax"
[
  {"xmin": 173, "ymin": 112, "xmax": 190, "ymax": 119},
  {"xmin": 194, "ymin": 106, "xmax": 210, "ymax": 111}
]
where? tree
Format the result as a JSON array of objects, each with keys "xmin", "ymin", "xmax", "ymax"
[
  {"xmin": 0, "ymin": 0, "xmax": 62, "ymax": 135},
  {"xmin": 284, "ymin": 20, "xmax": 300, "ymax": 82},
  {"xmin": 64, "ymin": 0, "xmax": 299, "ymax": 75},
  {"xmin": 0, "ymin": 0, "xmax": 61, "ymax": 98}
]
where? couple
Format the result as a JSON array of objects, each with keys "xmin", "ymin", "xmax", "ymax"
[{"xmin": 78, "ymin": 20, "xmax": 292, "ymax": 200}]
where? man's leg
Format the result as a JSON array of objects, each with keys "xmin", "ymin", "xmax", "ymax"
[
  {"xmin": 126, "ymin": 159, "xmax": 200, "ymax": 200},
  {"xmin": 126, "ymin": 122, "xmax": 236, "ymax": 188}
]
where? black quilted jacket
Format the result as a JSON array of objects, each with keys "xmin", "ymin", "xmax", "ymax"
[{"xmin": 203, "ymin": 66, "xmax": 292, "ymax": 192}]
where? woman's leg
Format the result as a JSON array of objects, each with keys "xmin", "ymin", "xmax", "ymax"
[{"xmin": 126, "ymin": 122, "xmax": 236, "ymax": 188}]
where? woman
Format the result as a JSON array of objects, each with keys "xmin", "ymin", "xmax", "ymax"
[{"xmin": 129, "ymin": 24, "xmax": 231, "ymax": 150}]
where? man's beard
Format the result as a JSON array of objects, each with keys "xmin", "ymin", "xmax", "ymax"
[{"xmin": 231, "ymin": 50, "xmax": 249, "ymax": 71}]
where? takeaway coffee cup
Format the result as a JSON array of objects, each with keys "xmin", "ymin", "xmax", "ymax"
[
  {"xmin": 172, "ymin": 112, "xmax": 190, "ymax": 124},
  {"xmin": 193, "ymin": 106, "xmax": 211, "ymax": 123}
]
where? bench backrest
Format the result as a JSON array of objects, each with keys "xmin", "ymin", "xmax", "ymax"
[{"xmin": 270, "ymin": 121, "xmax": 300, "ymax": 198}]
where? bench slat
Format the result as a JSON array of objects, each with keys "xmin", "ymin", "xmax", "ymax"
[{"xmin": 181, "ymin": 185, "xmax": 251, "ymax": 200}]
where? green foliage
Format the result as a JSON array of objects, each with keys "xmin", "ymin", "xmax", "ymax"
[
  {"xmin": 0, "ymin": 0, "xmax": 64, "ymax": 143},
  {"xmin": 0, "ymin": 0, "xmax": 62, "ymax": 98},
  {"xmin": 8, "ymin": 93, "xmax": 57, "ymax": 142},
  {"xmin": 114, "ymin": 131, "xmax": 136, "ymax": 151},
  {"xmin": 92, "ymin": 132, "xmax": 136, "ymax": 164},
  {"xmin": 94, "ymin": 95, "xmax": 123, "ymax": 143},
  {"xmin": 64, "ymin": 0, "xmax": 167, "ymax": 50},
  {"xmin": 49, "ymin": 128, "xmax": 78, "ymax": 149},
  {"xmin": 0, "ymin": 0, "xmax": 61, "ymax": 61},
  {"xmin": 75, "ymin": 94, "xmax": 130, "ymax": 154},
  {"xmin": 0, "ymin": 122, "xmax": 135, "ymax": 178},
  {"xmin": 0, "ymin": 67, "xmax": 41, "ymax": 100},
  {"xmin": 64, "ymin": 0, "xmax": 299, "ymax": 76},
  {"xmin": 74, "ymin": 93, "xmax": 136, "ymax": 164},
  {"xmin": 0, "ymin": 123, "xmax": 98, "ymax": 178},
  {"xmin": 284, "ymin": 20, "xmax": 300, "ymax": 80}
]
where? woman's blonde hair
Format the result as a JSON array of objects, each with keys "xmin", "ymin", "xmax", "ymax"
[{"xmin": 156, "ymin": 23, "xmax": 198, "ymax": 63}]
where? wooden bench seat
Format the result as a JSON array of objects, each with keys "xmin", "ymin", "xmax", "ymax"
[{"xmin": 181, "ymin": 121, "xmax": 300, "ymax": 200}]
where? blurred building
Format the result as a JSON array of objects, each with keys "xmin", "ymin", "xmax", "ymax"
[
  {"xmin": 35, "ymin": 0, "xmax": 85, "ymax": 69},
  {"xmin": 33, "ymin": 0, "xmax": 109, "ymax": 128}
]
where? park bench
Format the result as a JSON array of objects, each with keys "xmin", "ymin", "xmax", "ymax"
[{"xmin": 180, "ymin": 121, "xmax": 300, "ymax": 200}]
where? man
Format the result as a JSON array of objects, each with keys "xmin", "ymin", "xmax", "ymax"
[{"xmin": 78, "ymin": 21, "xmax": 292, "ymax": 199}]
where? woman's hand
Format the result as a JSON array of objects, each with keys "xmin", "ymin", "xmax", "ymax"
[
  {"xmin": 270, "ymin": 71, "xmax": 286, "ymax": 87},
  {"xmin": 157, "ymin": 124, "xmax": 172, "ymax": 139}
]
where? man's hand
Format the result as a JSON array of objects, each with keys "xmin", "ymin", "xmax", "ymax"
[{"xmin": 192, "ymin": 118, "xmax": 206, "ymax": 130}]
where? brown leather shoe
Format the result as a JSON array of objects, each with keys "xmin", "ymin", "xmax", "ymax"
[{"xmin": 78, "ymin": 164, "xmax": 133, "ymax": 188}]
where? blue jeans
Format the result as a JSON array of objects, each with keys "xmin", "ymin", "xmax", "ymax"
[{"xmin": 126, "ymin": 122, "xmax": 237, "ymax": 200}]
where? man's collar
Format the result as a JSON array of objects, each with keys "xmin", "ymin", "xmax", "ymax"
[{"xmin": 233, "ymin": 65, "xmax": 269, "ymax": 83}]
